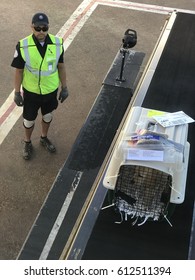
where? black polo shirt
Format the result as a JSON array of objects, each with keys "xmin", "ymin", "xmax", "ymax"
[{"xmin": 11, "ymin": 33, "xmax": 64, "ymax": 69}]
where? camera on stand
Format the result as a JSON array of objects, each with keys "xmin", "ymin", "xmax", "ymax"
[{"xmin": 116, "ymin": 29, "xmax": 137, "ymax": 82}]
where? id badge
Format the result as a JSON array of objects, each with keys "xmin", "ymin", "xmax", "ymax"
[{"xmin": 48, "ymin": 62, "xmax": 53, "ymax": 71}]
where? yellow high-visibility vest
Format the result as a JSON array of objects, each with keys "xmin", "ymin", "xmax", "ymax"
[{"xmin": 20, "ymin": 34, "xmax": 63, "ymax": 94}]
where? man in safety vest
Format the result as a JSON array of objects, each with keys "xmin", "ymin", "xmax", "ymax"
[{"xmin": 11, "ymin": 12, "xmax": 69, "ymax": 160}]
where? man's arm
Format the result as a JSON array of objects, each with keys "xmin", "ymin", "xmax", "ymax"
[
  {"xmin": 14, "ymin": 68, "xmax": 24, "ymax": 92},
  {"xmin": 57, "ymin": 62, "xmax": 67, "ymax": 89},
  {"xmin": 11, "ymin": 42, "xmax": 25, "ymax": 106},
  {"xmin": 57, "ymin": 62, "xmax": 69, "ymax": 103},
  {"xmin": 13, "ymin": 68, "xmax": 24, "ymax": 106}
]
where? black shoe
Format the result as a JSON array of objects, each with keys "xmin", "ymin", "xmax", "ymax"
[
  {"xmin": 22, "ymin": 141, "xmax": 33, "ymax": 160},
  {"xmin": 40, "ymin": 136, "xmax": 56, "ymax": 153}
]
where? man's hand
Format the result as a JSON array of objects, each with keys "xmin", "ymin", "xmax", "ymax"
[
  {"xmin": 58, "ymin": 87, "xmax": 69, "ymax": 103},
  {"xmin": 14, "ymin": 91, "xmax": 24, "ymax": 106}
]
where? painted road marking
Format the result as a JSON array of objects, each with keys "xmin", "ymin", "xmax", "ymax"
[
  {"xmin": 39, "ymin": 171, "xmax": 83, "ymax": 260},
  {"xmin": 98, "ymin": 0, "xmax": 195, "ymax": 14},
  {"xmin": 1, "ymin": 0, "xmax": 195, "ymax": 145}
]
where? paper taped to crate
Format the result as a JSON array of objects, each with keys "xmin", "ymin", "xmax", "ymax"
[
  {"xmin": 126, "ymin": 148, "xmax": 164, "ymax": 161},
  {"xmin": 152, "ymin": 111, "xmax": 194, "ymax": 127}
]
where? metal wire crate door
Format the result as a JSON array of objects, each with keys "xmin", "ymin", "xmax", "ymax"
[{"xmin": 114, "ymin": 165, "xmax": 172, "ymax": 225}]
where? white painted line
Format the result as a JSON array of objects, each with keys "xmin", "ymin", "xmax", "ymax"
[
  {"xmin": 0, "ymin": 107, "xmax": 23, "ymax": 145},
  {"xmin": 98, "ymin": 0, "xmax": 172, "ymax": 14},
  {"xmin": 98, "ymin": 0, "xmax": 195, "ymax": 15},
  {"xmin": 0, "ymin": 90, "xmax": 22, "ymax": 145},
  {"xmin": 57, "ymin": 0, "xmax": 98, "ymax": 51},
  {"xmin": 39, "ymin": 171, "xmax": 83, "ymax": 260}
]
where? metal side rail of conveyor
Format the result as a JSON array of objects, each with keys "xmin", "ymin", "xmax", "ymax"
[{"xmin": 17, "ymin": 40, "xmax": 145, "ymax": 260}]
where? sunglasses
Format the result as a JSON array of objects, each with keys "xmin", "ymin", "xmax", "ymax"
[{"xmin": 34, "ymin": 26, "xmax": 49, "ymax": 32}]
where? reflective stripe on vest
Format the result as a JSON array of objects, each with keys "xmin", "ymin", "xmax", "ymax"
[{"xmin": 22, "ymin": 36, "xmax": 61, "ymax": 76}]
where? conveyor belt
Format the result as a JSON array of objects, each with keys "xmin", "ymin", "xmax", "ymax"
[
  {"xmin": 82, "ymin": 12, "xmax": 195, "ymax": 260},
  {"xmin": 17, "ymin": 50, "xmax": 145, "ymax": 260}
]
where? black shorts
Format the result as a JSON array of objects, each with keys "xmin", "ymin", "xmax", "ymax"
[{"xmin": 23, "ymin": 89, "xmax": 58, "ymax": 121}]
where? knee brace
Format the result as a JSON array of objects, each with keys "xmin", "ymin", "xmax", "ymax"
[
  {"xmin": 23, "ymin": 119, "xmax": 35, "ymax": 129},
  {"xmin": 42, "ymin": 113, "xmax": 53, "ymax": 123}
]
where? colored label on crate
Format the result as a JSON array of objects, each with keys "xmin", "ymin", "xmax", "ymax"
[{"xmin": 147, "ymin": 110, "xmax": 165, "ymax": 118}]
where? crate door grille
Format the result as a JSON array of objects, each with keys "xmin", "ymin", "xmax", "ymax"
[{"xmin": 114, "ymin": 165, "xmax": 172, "ymax": 223}]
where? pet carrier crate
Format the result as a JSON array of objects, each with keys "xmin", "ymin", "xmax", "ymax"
[{"xmin": 103, "ymin": 106, "xmax": 190, "ymax": 225}]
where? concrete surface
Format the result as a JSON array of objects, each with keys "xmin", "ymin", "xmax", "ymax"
[{"xmin": 0, "ymin": 0, "xmax": 195, "ymax": 260}]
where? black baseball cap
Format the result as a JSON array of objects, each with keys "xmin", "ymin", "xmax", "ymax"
[{"xmin": 32, "ymin": 13, "xmax": 49, "ymax": 26}]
